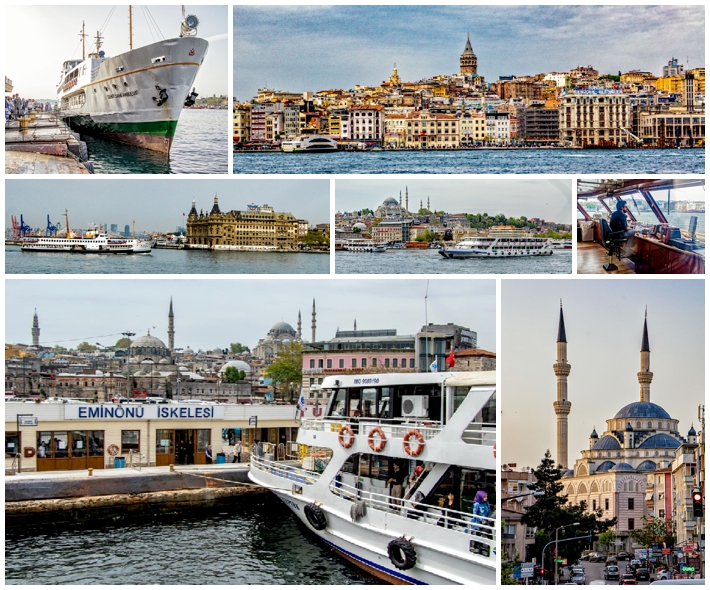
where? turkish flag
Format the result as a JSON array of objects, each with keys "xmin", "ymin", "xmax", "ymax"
[{"xmin": 446, "ymin": 350, "xmax": 455, "ymax": 368}]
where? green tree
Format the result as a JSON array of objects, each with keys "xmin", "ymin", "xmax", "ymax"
[
  {"xmin": 301, "ymin": 230, "xmax": 329, "ymax": 247},
  {"xmin": 361, "ymin": 208, "xmax": 372, "ymax": 215},
  {"xmin": 224, "ymin": 366, "xmax": 246, "ymax": 383},
  {"xmin": 598, "ymin": 530, "xmax": 616, "ymax": 554},
  {"xmin": 415, "ymin": 230, "xmax": 436, "ymax": 243},
  {"xmin": 76, "ymin": 342, "xmax": 97, "ymax": 352},
  {"xmin": 115, "ymin": 337, "xmax": 131, "ymax": 348},
  {"xmin": 521, "ymin": 450, "xmax": 616, "ymax": 576},
  {"xmin": 53, "ymin": 346, "xmax": 67, "ymax": 352},
  {"xmin": 352, "ymin": 226, "xmax": 361, "ymax": 233},
  {"xmin": 229, "ymin": 342, "xmax": 249, "ymax": 354},
  {"xmin": 263, "ymin": 341, "xmax": 303, "ymax": 403},
  {"xmin": 629, "ymin": 517, "xmax": 676, "ymax": 548}
]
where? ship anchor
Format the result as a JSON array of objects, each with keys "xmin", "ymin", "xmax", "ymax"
[{"xmin": 153, "ymin": 85, "xmax": 169, "ymax": 106}]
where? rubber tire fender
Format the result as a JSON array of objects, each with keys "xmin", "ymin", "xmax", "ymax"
[
  {"xmin": 304, "ymin": 502, "xmax": 327, "ymax": 531},
  {"xmin": 387, "ymin": 537, "xmax": 417, "ymax": 570}
]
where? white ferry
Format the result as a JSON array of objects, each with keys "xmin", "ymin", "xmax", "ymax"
[
  {"xmin": 340, "ymin": 239, "xmax": 387, "ymax": 253},
  {"xmin": 551, "ymin": 240, "xmax": 572, "ymax": 249},
  {"xmin": 249, "ymin": 371, "xmax": 497, "ymax": 584},
  {"xmin": 57, "ymin": 7, "xmax": 208, "ymax": 153},
  {"xmin": 439, "ymin": 237, "xmax": 554, "ymax": 259},
  {"xmin": 281, "ymin": 135, "xmax": 338, "ymax": 153}
]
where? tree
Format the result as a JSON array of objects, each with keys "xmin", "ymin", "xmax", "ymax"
[
  {"xmin": 229, "ymin": 342, "xmax": 249, "ymax": 354},
  {"xmin": 629, "ymin": 517, "xmax": 676, "ymax": 549},
  {"xmin": 224, "ymin": 366, "xmax": 246, "ymax": 383},
  {"xmin": 76, "ymin": 342, "xmax": 97, "ymax": 352},
  {"xmin": 301, "ymin": 230, "xmax": 329, "ymax": 247},
  {"xmin": 415, "ymin": 229, "xmax": 436, "ymax": 243},
  {"xmin": 361, "ymin": 208, "xmax": 372, "ymax": 215},
  {"xmin": 263, "ymin": 341, "xmax": 303, "ymax": 403},
  {"xmin": 115, "ymin": 337, "xmax": 131, "ymax": 348},
  {"xmin": 352, "ymin": 226, "xmax": 361, "ymax": 233},
  {"xmin": 521, "ymin": 450, "xmax": 617, "ymax": 576},
  {"xmin": 598, "ymin": 530, "xmax": 616, "ymax": 554}
]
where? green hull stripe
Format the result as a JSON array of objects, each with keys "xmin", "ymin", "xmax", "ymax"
[{"xmin": 70, "ymin": 116, "xmax": 178, "ymax": 137}]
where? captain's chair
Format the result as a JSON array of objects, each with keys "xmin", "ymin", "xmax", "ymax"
[{"xmin": 600, "ymin": 219, "xmax": 628, "ymax": 271}]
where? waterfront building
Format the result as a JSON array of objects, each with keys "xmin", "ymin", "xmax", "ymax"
[
  {"xmin": 637, "ymin": 107, "xmax": 705, "ymax": 147},
  {"xmin": 569, "ymin": 65, "xmax": 599, "ymax": 87},
  {"xmin": 485, "ymin": 111, "xmax": 511, "ymax": 143},
  {"xmin": 459, "ymin": 32, "xmax": 477, "ymax": 75},
  {"xmin": 459, "ymin": 111, "xmax": 486, "ymax": 145},
  {"xmin": 5, "ymin": 400, "xmax": 298, "ymax": 472},
  {"xmin": 502, "ymin": 468, "xmax": 538, "ymax": 561},
  {"xmin": 233, "ymin": 103, "xmax": 251, "ymax": 143},
  {"xmin": 264, "ymin": 112, "xmax": 284, "ymax": 143},
  {"xmin": 543, "ymin": 72, "xmax": 569, "ymax": 89},
  {"xmin": 452, "ymin": 227, "xmax": 481, "ymax": 243},
  {"xmin": 516, "ymin": 103, "xmax": 560, "ymax": 142},
  {"xmin": 620, "ymin": 70, "xmax": 654, "ymax": 85},
  {"xmin": 383, "ymin": 114, "xmax": 408, "ymax": 147},
  {"xmin": 250, "ymin": 102, "xmax": 284, "ymax": 142},
  {"xmin": 186, "ymin": 196, "xmax": 302, "ymax": 251},
  {"xmin": 495, "ymin": 79, "xmax": 543, "ymax": 101},
  {"xmin": 655, "ymin": 76, "xmax": 686, "ymax": 94},
  {"xmin": 416, "ymin": 323, "xmax": 477, "ymax": 373},
  {"xmin": 347, "ymin": 104, "xmax": 384, "ymax": 142},
  {"xmin": 371, "ymin": 219, "xmax": 412, "ymax": 243},
  {"xmin": 401, "ymin": 111, "xmax": 459, "ymax": 148},
  {"xmin": 559, "ymin": 91, "xmax": 630, "ymax": 147}
]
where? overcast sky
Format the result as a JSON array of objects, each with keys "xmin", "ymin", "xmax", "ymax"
[
  {"xmin": 336, "ymin": 179, "xmax": 572, "ymax": 223},
  {"xmin": 6, "ymin": 5, "xmax": 227, "ymax": 99},
  {"xmin": 233, "ymin": 5, "xmax": 704, "ymax": 100},
  {"xmin": 5, "ymin": 279, "xmax": 496, "ymax": 353},
  {"xmin": 6, "ymin": 179, "xmax": 330, "ymax": 233},
  {"xmin": 501, "ymin": 279, "xmax": 705, "ymax": 471}
]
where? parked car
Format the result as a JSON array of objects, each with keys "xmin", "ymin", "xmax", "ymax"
[
  {"xmin": 656, "ymin": 568, "xmax": 672, "ymax": 580},
  {"xmin": 591, "ymin": 553, "xmax": 607, "ymax": 563},
  {"xmin": 604, "ymin": 565, "xmax": 620, "ymax": 580},
  {"xmin": 635, "ymin": 568, "xmax": 650, "ymax": 581},
  {"xmin": 571, "ymin": 572, "xmax": 586, "ymax": 585},
  {"xmin": 616, "ymin": 552, "xmax": 632, "ymax": 561},
  {"xmin": 621, "ymin": 573, "xmax": 639, "ymax": 585}
]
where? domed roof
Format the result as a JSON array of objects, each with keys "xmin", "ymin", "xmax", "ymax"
[
  {"xmin": 183, "ymin": 347, "xmax": 194, "ymax": 355},
  {"xmin": 270, "ymin": 320, "xmax": 295, "ymax": 335},
  {"xmin": 688, "ymin": 425, "xmax": 697, "ymax": 436},
  {"xmin": 352, "ymin": 222, "xmax": 368, "ymax": 230},
  {"xmin": 131, "ymin": 333, "xmax": 168, "ymax": 349},
  {"xmin": 614, "ymin": 402, "xmax": 671, "ymax": 420},
  {"xmin": 637, "ymin": 433, "xmax": 681, "ymax": 449},
  {"xmin": 590, "ymin": 427, "xmax": 599, "ymax": 439},
  {"xmin": 610, "ymin": 462, "xmax": 635, "ymax": 472},
  {"xmin": 158, "ymin": 358, "xmax": 170, "ymax": 364},
  {"xmin": 637, "ymin": 460, "xmax": 657, "ymax": 471},
  {"xmin": 562, "ymin": 469, "xmax": 575, "ymax": 478},
  {"xmin": 596, "ymin": 461, "xmax": 616, "ymax": 473},
  {"xmin": 383, "ymin": 197, "xmax": 398, "ymax": 204},
  {"xmin": 593, "ymin": 435, "xmax": 622, "ymax": 450},
  {"xmin": 219, "ymin": 360, "xmax": 251, "ymax": 374}
]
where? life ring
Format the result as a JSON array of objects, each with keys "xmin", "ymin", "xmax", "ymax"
[
  {"xmin": 338, "ymin": 424, "xmax": 355, "ymax": 449},
  {"xmin": 403, "ymin": 429, "xmax": 425, "ymax": 456},
  {"xmin": 387, "ymin": 537, "xmax": 417, "ymax": 570},
  {"xmin": 23, "ymin": 447, "xmax": 36, "ymax": 458},
  {"xmin": 107, "ymin": 444, "xmax": 120, "ymax": 456},
  {"xmin": 367, "ymin": 427, "xmax": 387, "ymax": 452},
  {"xmin": 304, "ymin": 502, "xmax": 327, "ymax": 531}
]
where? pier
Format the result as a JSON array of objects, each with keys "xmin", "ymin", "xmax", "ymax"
[{"xmin": 5, "ymin": 112, "xmax": 92, "ymax": 174}]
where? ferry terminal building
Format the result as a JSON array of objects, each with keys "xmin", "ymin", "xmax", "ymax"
[{"xmin": 5, "ymin": 401, "xmax": 298, "ymax": 473}]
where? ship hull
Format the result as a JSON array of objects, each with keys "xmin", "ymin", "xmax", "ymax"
[
  {"xmin": 59, "ymin": 37, "xmax": 208, "ymax": 153},
  {"xmin": 439, "ymin": 248, "xmax": 553, "ymax": 259}
]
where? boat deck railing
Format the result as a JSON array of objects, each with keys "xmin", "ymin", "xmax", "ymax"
[
  {"xmin": 328, "ymin": 478, "xmax": 496, "ymax": 548},
  {"xmin": 250, "ymin": 447, "xmax": 321, "ymax": 486}
]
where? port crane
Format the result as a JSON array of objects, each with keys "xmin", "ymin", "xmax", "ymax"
[
  {"xmin": 46, "ymin": 215, "xmax": 59, "ymax": 236},
  {"xmin": 11, "ymin": 214, "xmax": 32, "ymax": 237}
]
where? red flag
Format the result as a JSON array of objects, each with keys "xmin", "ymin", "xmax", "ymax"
[
  {"xmin": 183, "ymin": 212, "xmax": 186, "ymax": 216},
  {"xmin": 446, "ymin": 350, "xmax": 455, "ymax": 368}
]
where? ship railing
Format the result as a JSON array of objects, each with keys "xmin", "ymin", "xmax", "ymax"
[
  {"xmin": 303, "ymin": 417, "xmax": 445, "ymax": 442},
  {"xmin": 329, "ymin": 479, "xmax": 497, "ymax": 546},
  {"xmin": 250, "ymin": 447, "xmax": 320, "ymax": 486},
  {"xmin": 462, "ymin": 422, "xmax": 496, "ymax": 447}
]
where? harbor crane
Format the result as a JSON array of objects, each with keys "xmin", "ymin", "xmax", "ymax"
[
  {"xmin": 12, "ymin": 214, "xmax": 32, "ymax": 237},
  {"xmin": 620, "ymin": 127, "xmax": 643, "ymax": 145},
  {"xmin": 46, "ymin": 215, "xmax": 59, "ymax": 236}
]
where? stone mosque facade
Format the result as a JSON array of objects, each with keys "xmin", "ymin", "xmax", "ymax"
[{"xmin": 556, "ymin": 311, "xmax": 692, "ymax": 550}]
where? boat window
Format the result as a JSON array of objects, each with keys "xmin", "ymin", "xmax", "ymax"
[
  {"xmin": 361, "ymin": 389, "xmax": 377, "ymax": 418},
  {"xmin": 378, "ymin": 387, "xmax": 391, "ymax": 418},
  {"xmin": 475, "ymin": 392, "xmax": 496, "ymax": 424},
  {"xmin": 329, "ymin": 389, "xmax": 347, "ymax": 417},
  {"xmin": 348, "ymin": 390, "xmax": 361, "ymax": 417},
  {"xmin": 452, "ymin": 386, "xmax": 469, "ymax": 413}
]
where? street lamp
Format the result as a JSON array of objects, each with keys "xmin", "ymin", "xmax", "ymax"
[
  {"xmin": 555, "ymin": 522, "xmax": 580, "ymax": 585},
  {"xmin": 122, "ymin": 331, "xmax": 135, "ymax": 401}
]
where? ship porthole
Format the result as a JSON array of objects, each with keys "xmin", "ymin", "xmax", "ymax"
[
  {"xmin": 123, "ymin": 82, "xmax": 128, "ymax": 87},
  {"xmin": 304, "ymin": 503, "xmax": 327, "ymax": 531},
  {"xmin": 387, "ymin": 537, "xmax": 417, "ymax": 570}
]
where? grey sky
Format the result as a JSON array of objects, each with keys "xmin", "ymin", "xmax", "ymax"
[
  {"xmin": 501, "ymin": 279, "xmax": 705, "ymax": 471},
  {"xmin": 233, "ymin": 5, "xmax": 704, "ymax": 100},
  {"xmin": 5, "ymin": 279, "xmax": 496, "ymax": 353},
  {"xmin": 336, "ymin": 179, "xmax": 572, "ymax": 223},
  {"xmin": 5, "ymin": 179, "xmax": 330, "ymax": 233},
  {"xmin": 6, "ymin": 5, "xmax": 227, "ymax": 99}
]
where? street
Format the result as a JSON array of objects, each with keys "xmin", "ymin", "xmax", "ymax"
[{"xmin": 563, "ymin": 560, "xmax": 652, "ymax": 585}]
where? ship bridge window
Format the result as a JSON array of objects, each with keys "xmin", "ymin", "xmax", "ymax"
[{"xmin": 328, "ymin": 388, "xmax": 347, "ymax": 417}]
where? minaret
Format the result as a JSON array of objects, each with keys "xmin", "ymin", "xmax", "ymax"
[
  {"xmin": 167, "ymin": 298, "xmax": 175, "ymax": 351},
  {"xmin": 32, "ymin": 309, "xmax": 40, "ymax": 347},
  {"xmin": 427, "ymin": 196, "xmax": 431, "ymax": 211},
  {"xmin": 553, "ymin": 300, "xmax": 572, "ymax": 470},
  {"xmin": 297, "ymin": 310, "xmax": 302, "ymax": 340},
  {"xmin": 399, "ymin": 191, "xmax": 402, "ymax": 208},
  {"xmin": 460, "ymin": 32, "xmax": 478, "ymax": 75},
  {"xmin": 638, "ymin": 307, "xmax": 653, "ymax": 403},
  {"xmin": 354, "ymin": 319, "xmax": 357, "ymax": 331},
  {"xmin": 405, "ymin": 186, "xmax": 409, "ymax": 214},
  {"xmin": 311, "ymin": 299, "xmax": 316, "ymax": 343}
]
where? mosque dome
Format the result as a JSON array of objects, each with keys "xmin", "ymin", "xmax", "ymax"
[
  {"xmin": 158, "ymin": 358, "xmax": 170, "ymax": 365},
  {"xmin": 183, "ymin": 347, "xmax": 194, "ymax": 355},
  {"xmin": 270, "ymin": 320, "xmax": 295, "ymax": 336},
  {"xmin": 688, "ymin": 425, "xmax": 697, "ymax": 436},
  {"xmin": 383, "ymin": 197, "xmax": 398, "ymax": 204},
  {"xmin": 131, "ymin": 333, "xmax": 167, "ymax": 349},
  {"xmin": 637, "ymin": 460, "xmax": 657, "ymax": 471},
  {"xmin": 352, "ymin": 222, "xmax": 368, "ymax": 231},
  {"xmin": 563, "ymin": 469, "xmax": 575, "ymax": 478},
  {"xmin": 595, "ymin": 461, "xmax": 616, "ymax": 473},
  {"xmin": 219, "ymin": 360, "xmax": 251, "ymax": 375},
  {"xmin": 614, "ymin": 402, "xmax": 671, "ymax": 420},
  {"xmin": 637, "ymin": 433, "xmax": 682, "ymax": 449},
  {"xmin": 610, "ymin": 462, "xmax": 635, "ymax": 472},
  {"xmin": 590, "ymin": 428, "xmax": 599, "ymax": 439},
  {"xmin": 593, "ymin": 435, "xmax": 622, "ymax": 450}
]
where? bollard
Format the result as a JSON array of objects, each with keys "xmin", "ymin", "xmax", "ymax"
[
  {"xmin": 19, "ymin": 117, "xmax": 29, "ymax": 130},
  {"xmin": 170, "ymin": 464, "xmax": 175, "ymax": 472},
  {"xmin": 88, "ymin": 468, "xmax": 93, "ymax": 476}
]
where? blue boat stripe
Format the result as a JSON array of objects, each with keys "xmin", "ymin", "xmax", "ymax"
[{"xmin": 320, "ymin": 536, "xmax": 428, "ymax": 585}]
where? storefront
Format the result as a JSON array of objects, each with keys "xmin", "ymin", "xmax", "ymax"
[{"xmin": 5, "ymin": 401, "xmax": 299, "ymax": 473}]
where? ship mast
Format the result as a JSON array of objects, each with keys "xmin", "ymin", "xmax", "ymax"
[
  {"xmin": 129, "ymin": 6, "xmax": 133, "ymax": 50},
  {"xmin": 132, "ymin": 220, "xmax": 135, "ymax": 239},
  {"xmin": 64, "ymin": 210, "xmax": 72, "ymax": 239},
  {"xmin": 79, "ymin": 21, "xmax": 86, "ymax": 60}
]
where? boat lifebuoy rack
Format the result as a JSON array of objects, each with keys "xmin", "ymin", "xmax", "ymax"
[
  {"xmin": 403, "ymin": 429, "xmax": 425, "ymax": 457},
  {"xmin": 304, "ymin": 502, "xmax": 328, "ymax": 531},
  {"xmin": 23, "ymin": 447, "xmax": 36, "ymax": 458},
  {"xmin": 367, "ymin": 427, "xmax": 387, "ymax": 452},
  {"xmin": 338, "ymin": 424, "xmax": 355, "ymax": 449},
  {"xmin": 107, "ymin": 444, "xmax": 120, "ymax": 456},
  {"xmin": 387, "ymin": 536, "xmax": 417, "ymax": 570}
]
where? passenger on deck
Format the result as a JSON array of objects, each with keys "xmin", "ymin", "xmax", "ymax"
[
  {"xmin": 387, "ymin": 463, "xmax": 407, "ymax": 510},
  {"xmin": 467, "ymin": 490, "xmax": 492, "ymax": 537}
]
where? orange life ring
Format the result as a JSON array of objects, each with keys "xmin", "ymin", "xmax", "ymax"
[
  {"xmin": 368, "ymin": 427, "xmax": 387, "ymax": 452},
  {"xmin": 24, "ymin": 446, "xmax": 36, "ymax": 458},
  {"xmin": 107, "ymin": 444, "xmax": 120, "ymax": 456},
  {"xmin": 403, "ymin": 429, "xmax": 425, "ymax": 456},
  {"xmin": 338, "ymin": 424, "xmax": 355, "ymax": 449}
]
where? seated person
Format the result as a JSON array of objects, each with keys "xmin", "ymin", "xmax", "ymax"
[{"xmin": 609, "ymin": 200, "xmax": 635, "ymax": 240}]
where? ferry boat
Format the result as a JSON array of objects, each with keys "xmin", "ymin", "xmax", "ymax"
[
  {"xmin": 20, "ymin": 213, "xmax": 153, "ymax": 254},
  {"xmin": 439, "ymin": 236, "xmax": 554, "ymax": 259},
  {"xmin": 551, "ymin": 240, "xmax": 573, "ymax": 249},
  {"xmin": 57, "ymin": 7, "xmax": 208, "ymax": 153},
  {"xmin": 281, "ymin": 135, "xmax": 338, "ymax": 153},
  {"xmin": 249, "ymin": 371, "xmax": 497, "ymax": 584},
  {"xmin": 341, "ymin": 239, "xmax": 387, "ymax": 253}
]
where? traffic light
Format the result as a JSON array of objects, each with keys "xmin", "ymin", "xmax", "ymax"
[{"xmin": 692, "ymin": 490, "xmax": 703, "ymax": 518}]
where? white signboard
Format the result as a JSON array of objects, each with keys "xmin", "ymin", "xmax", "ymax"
[
  {"xmin": 18, "ymin": 416, "xmax": 38, "ymax": 426},
  {"xmin": 64, "ymin": 404, "xmax": 225, "ymax": 420}
]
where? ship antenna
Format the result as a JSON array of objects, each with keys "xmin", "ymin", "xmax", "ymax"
[
  {"xmin": 79, "ymin": 21, "xmax": 86, "ymax": 60},
  {"xmin": 129, "ymin": 6, "xmax": 133, "ymax": 51}
]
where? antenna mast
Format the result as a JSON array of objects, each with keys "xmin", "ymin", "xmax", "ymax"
[
  {"xmin": 79, "ymin": 21, "xmax": 86, "ymax": 59},
  {"xmin": 129, "ymin": 6, "xmax": 133, "ymax": 50}
]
